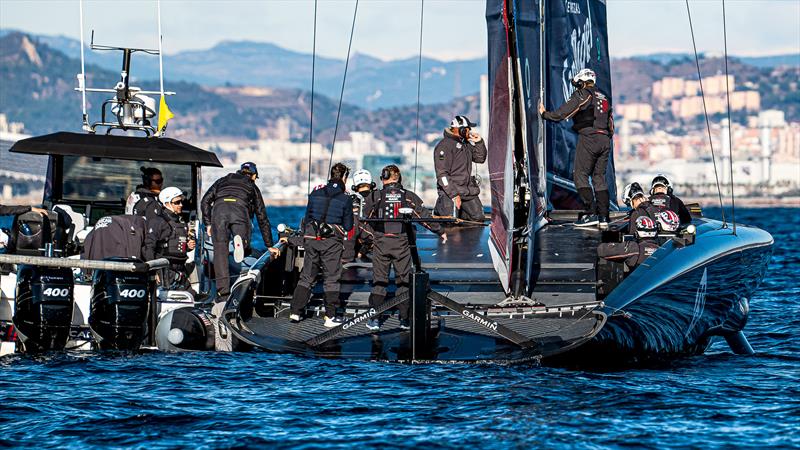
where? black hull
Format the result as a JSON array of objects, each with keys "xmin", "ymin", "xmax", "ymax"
[{"xmin": 554, "ymin": 219, "xmax": 773, "ymax": 365}]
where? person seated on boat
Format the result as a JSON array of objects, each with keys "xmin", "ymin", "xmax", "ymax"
[
  {"xmin": 539, "ymin": 68, "xmax": 613, "ymax": 229},
  {"xmin": 289, "ymin": 163, "xmax": 354, "ymax": 328},
  {"xmin": 365, "ymin": 165, "xmax": 447, "ymax": 332},
  {"xmin": 82, "ymin": 214, "xmax": 146, "ymax": 261},
  {"xmin": 0, "ymin": 204, "xmax": 48, "ymax": 217},
  {"xmin": 125, "ymin": 167, "xmax": 164, "ymax": 222},
  {"xmin": 342, "ymin": 193, "xmax": 374, "ymax": 264},
  {"xmin": 143, "ymin": 187, "xmax": 196, "ymax": 294},
  {"xmin": 432, "ymin": 115, "xmax": 487, "ymax": 222},
  {"xmin": 201, "ymin": 162, "xmax": 278, "ymax": 300},
  {"xmin": 648, "ymin": 174, "xmax": 692, "ymax": 225},
  {"xmin": 621, "ymin": 182, "xmax": 659, "ymax": 234},
  {"xmin": 597, "ymin": 215, "xmax": 659, "ymax": 271}
]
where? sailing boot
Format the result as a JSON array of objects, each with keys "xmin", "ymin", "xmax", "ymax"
[
  {"xmin": 324, "ymin": 291, "xmax": 344, "ymax": 328},
  {"xmin": 575, "ymin": 187, "xmax": 599, "ymax": 227},
  {"xmin": 289, "ymin": 285, "xmax": 311, "ymax": 323},
  {"xmin": 596, "ymin": 190, "xmax": 610, "ymax": 230},
  {"xmin": 367, "ymin": 293, "xmax": 385, "ymax": 331}
]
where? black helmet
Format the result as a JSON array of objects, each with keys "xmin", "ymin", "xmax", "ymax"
[
  {"xmin": 622, "ymin": 182, "xmax": 646, "ymax": 207},
  {"xmin": 650, "ymin": 174, "xmax": 672, "ymax": 195},
  {"xmin": 240, "ymin": 162, "xmax": 258, "ymax": 178}
]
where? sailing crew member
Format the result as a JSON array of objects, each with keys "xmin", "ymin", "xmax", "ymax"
[
  {"xmin": 125, "ymin": 167, "xmax": 164, "ymax": 222},
  {"xmin": 351, "ymin": 168, "xmax": 375, "ymax": 219},
  {"xmin": 143, "ymin": 187, "xmax": 196, "ymax": 293},
  {"xmin": 201, "ymin": 162, "xmax": 277, "ymax": 299},
  {"xmin": 365, "ymin": 165, "xmax": 447, "ymax": 331},
  {"xmin": 539, "ymin": 68, "xmax": 613, "ymax": 229},
  {"xmin": 433, "ymin": 115, "xmax": 487, "ymax": 222},
  {"xmin": 289, "ymin": 163, "xmax": 354, "ymax": 327},
  {"xmin": 342, "ymin": 193, "xmax": 374, "ymax": 263},
  {"xmin": 648, "ymin": 174, "xmax": 692, "ymax": 225},
  {"xmin": 597, "ymin": 182, "xmax": 660, "ymax": 270}
]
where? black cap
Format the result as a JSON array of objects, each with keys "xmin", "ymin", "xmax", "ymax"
[{"xmin": 240, "ymin": 162, "xmax": 258, "ymax": 177}]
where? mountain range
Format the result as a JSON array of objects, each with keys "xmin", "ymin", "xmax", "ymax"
[{"xmin": 2, "ymin": 29, "xmax": 797, "ymax": 111}]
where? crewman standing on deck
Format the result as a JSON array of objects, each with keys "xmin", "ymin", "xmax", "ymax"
[
  {"xmin": 201, "ymin": 162, "xmax": 278, "ymax": 300},
  {"xmin": 433, "ymin": 115, "xmax": 487, "ymax": 222},
  {"xmin": 289, "ymin": 163, "xmax": 353, "ymax": 327},
  {"xmin": 540, "ymin": 68, "xmax": 614, "ymax": 230},
  {"xmin": 365, "ymin": 165, "xmax": 447, "ymax": 332}
]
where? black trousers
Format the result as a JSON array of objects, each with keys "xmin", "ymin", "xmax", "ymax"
[
  {"xmin": 210, "ymin": 202, "xmax": 252, "ymax": 295},
  {"xmin": 434, "ymin": 190, "xmax": 484, "ymax": 222},
  {"xmin": 290, "ymin": 236, "xmax": 343, "ymax": 317},
  {"xmin": 370, "ymin": 235, "xmax": 412, "ymax": 319},
  {"xmin": 574, "ymin": 133, "xmax": 611, "ymax": 217}
]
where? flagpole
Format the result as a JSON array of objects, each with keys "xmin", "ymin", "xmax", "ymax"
[{"xmin": 156, "ymin": 0, "xmax": 167, "ymax": 136}]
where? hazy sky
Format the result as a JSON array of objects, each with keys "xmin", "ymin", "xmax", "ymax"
[{"xmin": 1, "ymin": 0, "xmax": 798, "ymax": 61}]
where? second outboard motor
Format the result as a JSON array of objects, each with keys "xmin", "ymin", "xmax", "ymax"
[
  {"xmin": 13, "ymin": 266, "xmax": 74, "ymax": 352},
  {"xmin": 89, "ymin": 268, "xmax": 150, "ymax": 350},
  {"xmin": 155, "ymin": 307, "xmax": 215, "ymax": 352}
]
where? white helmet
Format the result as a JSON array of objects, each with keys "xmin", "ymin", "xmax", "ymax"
[
  {"xmin": 450, "ymin": 115, "xmax": 477, "ymax": 129},
  {"xmin": 572, "ymin": 68, "xmax": 596, "ymax": 85},
  {"xmin": 159, "ymin": 186, "xmax": 184, "ymax": 205},
  {"xmin": 351, "ymin": 169, "xmax": 373, "ymax": 188}
]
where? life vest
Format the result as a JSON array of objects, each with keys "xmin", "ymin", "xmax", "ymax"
[
  {"xmin": 159, "ymin": 214, "xmax": 190, "ymax": 262},
  {"xmin": 126, "ymin": 189, "xmax": 162, "ymax": 218},
  {"xmin": 214, "ymin": 173, "xmax": 254, "ymax": 207},
  {"xmin": 373, "ymin": 185, "xmax": 408, "ymax": 235},
  {"xmin": 572, "ymin": 87, "xmax": 613, "ymax": 134}
]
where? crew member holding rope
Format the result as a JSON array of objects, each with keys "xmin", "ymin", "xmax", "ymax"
[
  {"xmin": 433, "ymin": 115, "xmax": 487, "ymax": 222},
  {"xmin": 540, "ymin": 68, "xmax": 613, "ymax": 230}
]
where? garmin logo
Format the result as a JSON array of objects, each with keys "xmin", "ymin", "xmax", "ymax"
[
  {"xmin": 562, "ymin": 1, "xmax": 593, "ymax": 101},
  {"xmin": 462, "ymin": 310, "xmax": 498, "ymax": 331},
  {"xmin": 565, "ymin": 0, "xmax": 581, "ymax": 14},
  {"xmin": 343, "ymin": 308, "xmax": 376, "ymax": 330}
]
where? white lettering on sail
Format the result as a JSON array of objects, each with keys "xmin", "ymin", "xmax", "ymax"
[
  {"xmin": 561, "ymin": 0, "xmax": 592, "ymax": 102},
  {"xmin": 565, "ymin": 0, "xmax": 581, "ymax": 15}
]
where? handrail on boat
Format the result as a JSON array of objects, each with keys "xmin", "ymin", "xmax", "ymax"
[{"xmin": 0, "ymin": 254, "xmax": 170, "ymax": 272}]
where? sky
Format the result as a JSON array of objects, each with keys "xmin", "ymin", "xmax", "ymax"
[{"xmin": 0, "ymin": 0, "xmax": 798, "ymax": 61}]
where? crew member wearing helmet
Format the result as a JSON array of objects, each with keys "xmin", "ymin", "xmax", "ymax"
[
  {"xmin": 364, "ymin": 165, "xmax": 447, "ymax": 332},
  {"xmin": 649, "ymin": 174, "xmax": 692, "ymax": 225},
  {"xmin": 289, "ymin": 163, "xmax": 354, "ymax": 328},
  {"xmin": 433, "ymin": 115, "xmax": 487, "ymax": 222},
  {"xmin": 596, "ymin": 182, "xmax": 660, "ymax": 270},
  {"xmin": 342, "ymin": 193, "xmax": 374, "ymax": 263},
  {"xmin": 539, "ymin": 68, "xmax": 614, "ymax": 229},
  {"xmin": 351, "ymin": 169, "xmax": 376, "ymax": 198},
  {"xmin": 125, "ymin": 167, "xmax": 164, "ymax": 222},
  {"xmin": 144, "ymin": 187, "xmax": 196, "ymax": 293},
  {"xmin": 201, "ymin": 162, "xmax": 278, "ymax": 299}
]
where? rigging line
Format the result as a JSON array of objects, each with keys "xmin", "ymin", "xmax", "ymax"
[
  {"xmin": 307, "ymin": 0, "xmax": 318, "ymax": 194},
  {"xmin": 413, "ymin": 0, "xmax": 425, "ymax": 192},
  {"xmin": 685, "ymin": 0, "xmax": 727, "ymax": 228},
  {"xmin": 721, "ymin": 0, "xmax": 737, "ymax": 235},
  {"xmin": 328, "ymin": 0, "xmax": 359, "ymax": 173},
  {"xmin": 78, "ymin": 0, "xmax": 88, "ymax": 129}
]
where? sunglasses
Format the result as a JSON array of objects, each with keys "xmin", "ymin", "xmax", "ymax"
[
  {"xmin": 170, "ymin": 199, "xmax": 184, "ymax": 205},
  {"xmin": 152, "ymin": 178, "xmax": 164, "ymax": 185}
]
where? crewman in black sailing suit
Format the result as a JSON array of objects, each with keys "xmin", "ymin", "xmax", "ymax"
[
  {"xmin": 201, "ymin": 162, "xmax": 277, "ymax": 299},
  {"xmin": 342, "ymin": 193, "xmax": 374, "ymax": 263},
  {"xmin": 433, "ymin": 115, "xmax": 488, "ymax": 222},
  {"xmin": 365, "ymin": 165, "xmax": 447, "ymax": 331},
  {"xmin": 125, "ymin": 167, "xmax": 164, "ymax": 222},
  {"xmin": 648, "ymin": 174, "xmax": 692, "ymax": 225},
  {"xmin": 540, "ymin": 68, "xmax": 614, "ymax": 229},
  {"xmin": 143, "ymin": 187, "xmax": 196, "ymax": 293},
  {"xmin": 289, "ymin": 163, "xmax": 354, "ymax": 328},
  {"xmin": 597, "ymin": 183, "xmax": 660, "ymax": 270}
]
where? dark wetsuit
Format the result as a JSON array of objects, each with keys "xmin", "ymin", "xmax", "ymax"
[
  {"xmin": 201, "ymin": 172, "xmax": 272, "ymax": 295},
  {"xmin": 542, "ymin": 86, "xmax": 613, "ymax": 218},
  {"xmin": 290, "ymin": 180, "xmax": 353, "ymax": 318},
  {"xmin": 366, "ymin": 182, "xmax": 443, "ymax": 320},
  {"xmin": 342, "ymin": 213, "xmax": 374, "ymax": 263},
  {"xmin": 433, "ymin": 129, "xmax": 487, "ymax": 222},
  {"xmin": 127, "ymin": 187, "xmax": 163, "ymax": 223},
  {"xmin": 597, "ymin": 201, "xmax": 659, "ymax": 270}
]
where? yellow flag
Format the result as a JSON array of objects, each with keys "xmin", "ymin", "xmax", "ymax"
[{"xmin": 157, "ymin": 96, "xmax": 174, "ymax": 132}]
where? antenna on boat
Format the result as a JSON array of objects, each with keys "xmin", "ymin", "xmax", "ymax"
[
  {"xmin": 328, "ymin": 0, "xmax": 359, "ymax": 173},
  {"xmin": 412, "ymin": 0, "xmax": 425, "ymax": 192},
  {"xmin": 73, "ymin": 0, "xmax": 175, "ymax": 137},
  {"xmin": 307, "ymin": 0, "xmax": 318, "ymax": 194}
]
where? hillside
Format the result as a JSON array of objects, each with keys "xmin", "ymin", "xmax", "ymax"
[{"xmin": 0, "ymin": 32, "xmax": 477, "ymax": 143}]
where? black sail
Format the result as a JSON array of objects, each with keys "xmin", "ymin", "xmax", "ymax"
[{"xmin": 544, "ymin": 0, "xmax": 617, "ymax": 208}]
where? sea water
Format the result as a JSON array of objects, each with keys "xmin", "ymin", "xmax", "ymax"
[{"xmin": 1, "ymin": 207, "xmax": 798, "ymax": 448}]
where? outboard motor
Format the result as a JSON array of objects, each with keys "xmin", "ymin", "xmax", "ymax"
[
  {"xmin": 13, "ymin": 266, "xmax": 75, "ymax": 352},
  {"xmin": 89, "ymin": 266, "xmax": 151, "ymax": 350},
  {"xmin": 155, "ymin": 307, "xmax": 215, "ymax": 352}
]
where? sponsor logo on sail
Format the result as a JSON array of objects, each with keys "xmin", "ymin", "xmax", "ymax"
[
  {"xmin": 562, "ymin": 1, "xmax": 593, "ymax": 102},
  {"xmin": 565, "ymin": 0, "xmax": 582, "ymax": 15}
]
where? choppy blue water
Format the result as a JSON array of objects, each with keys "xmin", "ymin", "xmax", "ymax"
[{"xmin": 1, "ymin": 207, "xmax": 798, "ymax": 449}]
